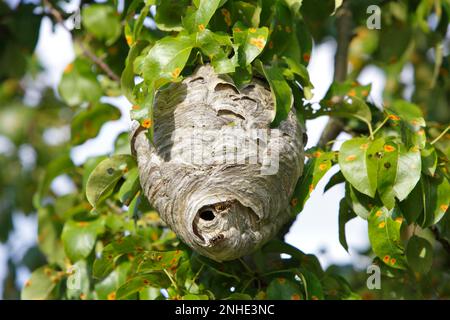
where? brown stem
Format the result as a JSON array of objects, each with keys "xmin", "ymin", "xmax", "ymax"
[
  {"xmin": 317, "ymin": 0, "xmax": 353, "ymax": 149},
  {"xmin": 42, "ymin": 0, "xmax": 120, "ymax": 82}
]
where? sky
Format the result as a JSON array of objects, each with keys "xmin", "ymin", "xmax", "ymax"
[{"xmin": 0, "ymin": 2, "xmax": 393, "ymax": 295}]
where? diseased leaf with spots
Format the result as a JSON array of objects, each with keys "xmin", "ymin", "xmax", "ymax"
[
  {"xmin": 95, "ymin": 262, "xmax": 131, "ymax": 300},
  {"xmin": 233, "ymin": 23, "xmax": 269, "ymax": 66},
  {"xmin": 133, "ymin": 250, "xmax": 185, "ymax": 274},
  {"xmin": 116, "ymin": 273, "xmax": 171, "ymax": 300},
  {"xmin": 183, "ymin": 0, "xmax": 222, "ymax": 33},
  {"xmin": 21, "ymin": 266, "xmax": 60, "ymax": 300},
  {"xmin": 266, "ymin": 277, "xmax": 303, "ymax": 300},
  {"xmin": 338, "ymin": 137, "xmax": 383, "ymax": 197},
  {"xmin": 368, "ymin": 207, "xmax": 406, "ymax": 270},
  {"xmin": 291, "ymin": 150, "xmax": 335, "ymax": 213},
  {"xmin": 377, "ymin": 141, "xmax": 399, "ymax": 209},
  {"xmin": 141, "ymin": 34, "xmax": 195, "ymax": 88}
]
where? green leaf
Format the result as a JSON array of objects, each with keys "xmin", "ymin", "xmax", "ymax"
[
  {"xmin": 418, "ymin": 173, "xmax": 450, "ymax": 227},
  {"xmin": 142, "ymin": 34, "xmax": 194, "ymax": 87},
  {"xmin": 406, "ymin": 235, "xmax": 433, "ymax": 274},
  {"xmin": 58, "ymin": 59, "xmax": 102, "ymax": 106},
  {"xmin": 95, "ymin": 262, "xmax": 131, "ymax": 300},
  {"xmin": 324, "ymin": 170, "xmax": 345, "ymax": 193},
  {"xmin": 195, "ymin": 30, "xmax": 237, "ymax": 73},
  {"xmin": 224, "ymin": 293, "xmax": 252, "ymax": 300},
  {"xmin": 121, "ymin": 41, "xmax": 150, "ymax": 105},
  {"xmin": 37, "ymin": 207, "xmax": 66, "ymax": 268},
  {"xmin": 118, "ymin": 167, "xmax": 140, "ymax": 205},
  {"xmin": 155, "ymin": 0, "xmax": 189, "ymax": 31},
  {"xmin": 33, "ymin": 154, "xmax": 74, "ymax": 208},
  {"xmin": 266, "ymin": 277, "xmax": 303, "ymax": 300},
  {"xmin": 21, "ymin": 266, "xmax": 60, "ymax": 300},
  {"xmin": 183, "ymin": 294, "xmax": 210, "ymax": 300},
  {"xmin": 93, "ymin": 245, "xmax": 122, "ymax": 279},
  {"xmin": 291, "ymin": 150, "xmax": 335, "ymax": 213},
  {"xmin": 377, "ymin": 141, "xmax": 399, "ymax": 209},
  {"xmin": 398, "ymin": 182, "xmax": 423, "ymax": 224},
  {"xmin": 386, "ymin": 100, "xmax": 426, "ymax": 148},
  {"xmin": 393, "ymin": 145, "xmax": 421, "ymax": 201},
  {"xmin": 282, "ymin": 56, "xmax": 314, "ymax": 100},
  {"xmin": 183, "ymin": 0, "xmax": 222, "ymax": 33},
  {"xmin": 421, "ymin": 143, "xmax": 437, "ymax": 177},
  {"xmin": 433, "ymin": 174, "xmax": 450, "ymax": 224},
  {"xmin": 81, "ymin": 4, "xmax": 121, "ymax": 45},
  {"xmin": 328, "ymin": 96, "xmax": 372, "ymax": 129},
  {"xmin": 116, "ymin": 273, "xmax": 171, "ymax": 300},
  {"xmin": 338, "ymin": 137, "xmax": 383, "ymax": 197},
  {"xmin": 338, "ymin": 198, "xmax": 356, "ymax": 251},
  {"xmin": 233, "ymin": 23, "xmax": 269, "ymax": 66},
  {"xmin": 298, "ymin": 268, "xmax": 324, "ymax": 300},
  {"xmin": 368, "ymin": 207, "xmax": 406, "ymax": 269},
  {"xmin": 345, "ymin": 183, "xmax": 374, "ymax": 219},
  {"xmin": 134, "ymin": 250, "xmax": 184, "ymax": 274},
  {"xmin": 61, "ymin": 218, "xmax": 105, "ymax": 262},
  {"xmin": 86, "ymin": 155, "xmax": 137, "ymax": 207},
  {"xmin": 71, "ymin": 103, "xmax": 121, "ymax": 145},
  {"xmin": 255, "ymin": 60, "xmax": 293, "ymax": 127},
  {"xmin": 387, "ymin": 101, "xmax": 425, "ymax": 129}
]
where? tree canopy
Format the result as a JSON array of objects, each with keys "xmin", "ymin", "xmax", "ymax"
[{"xmin": 0, "ymin": 0, "xmax": 449, "ymax": 300}]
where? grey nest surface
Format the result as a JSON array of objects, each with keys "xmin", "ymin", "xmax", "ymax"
[{"xmin": 131, "ymin": 65, "xmax": 305, "ymax": 261}]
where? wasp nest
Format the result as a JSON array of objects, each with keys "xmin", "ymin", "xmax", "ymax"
[{"xmin": 130, "ymin": 65, "xmax": 305, "ymax": 261}]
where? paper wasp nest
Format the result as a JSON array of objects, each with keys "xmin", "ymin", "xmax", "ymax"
[{"xmin": 130, "ymin": 65, "xmax": 305, "ymax": 261}]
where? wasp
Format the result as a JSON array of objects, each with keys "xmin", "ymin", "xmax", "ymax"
[
  {"xmin": 209, "ymin": 233, "xmax": 225, "ymax": 245},
  {"xmin": 213, "ymin": 200, "xmax": 234, "ymax": 212}
]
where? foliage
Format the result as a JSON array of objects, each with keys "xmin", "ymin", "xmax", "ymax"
[{"xmin": 0, "ymin": 0, "xmax": 449, "ymax": 300}]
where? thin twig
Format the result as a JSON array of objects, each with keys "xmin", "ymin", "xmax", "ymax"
[
  {"xmin": 318, "ymin": 0, "xmax": 353, "ymax": 148},
  {"xmin": 42, "ymin": 0, "xmax": 120, "ymax": 82},
  {"xmin": 431, "ymin": 125, "xmax": 450, "ymax": 145}
]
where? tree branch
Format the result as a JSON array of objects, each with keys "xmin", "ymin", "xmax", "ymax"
[
  {"xmin": 317, "ymin": 0, "xmax": 353, "ymax": 149},
  {"xmin": 42, "ymin": 0, "xmax": 120, "ymax": 82}
]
